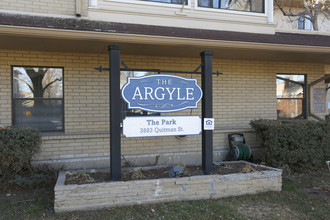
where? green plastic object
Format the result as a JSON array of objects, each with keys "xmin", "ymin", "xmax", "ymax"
[{"xmin": 233, "ymin": 144, "xmax": 251, "ymax": 161}]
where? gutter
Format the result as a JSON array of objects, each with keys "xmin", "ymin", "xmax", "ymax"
[{"xmin": 1, "ymin": 25, "xmax": 330, "ymax": 54}]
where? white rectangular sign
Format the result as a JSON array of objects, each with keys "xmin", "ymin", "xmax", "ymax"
[
  {"xmin": 203, "ymin": 118, "xmax": 214, "ymax": 130},
  {"xmin": 123, "ymin": 116, "xmax": 201, "ymax": 138}
]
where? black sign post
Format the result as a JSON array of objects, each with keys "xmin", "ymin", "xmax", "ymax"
[
  {"xmin": 109, "ymin": 45, "xmax": 121, "ymax": 180},
  {"xmin": 201, "ymin": 51, "xmax": 213, "ymax": 174},
  {"xmin": 106, "ymin": 44, "xmax": 216, "ymax": 180}
]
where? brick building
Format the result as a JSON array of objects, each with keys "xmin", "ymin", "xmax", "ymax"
[{"xmin": 0, "ymin": 0, "xmax": 329, "ymax": 169}]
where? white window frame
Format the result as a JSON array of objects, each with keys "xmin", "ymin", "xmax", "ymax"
[
  {"xmin": 194, "ymin": 0, "xmax": 271, "ymax": 18},
  {"xmin": 104, "ymin": 0, "xmax": 192, "ymax": 8}
]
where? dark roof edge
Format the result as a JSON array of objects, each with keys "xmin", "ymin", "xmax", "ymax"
[{"xmin": 1, "ymin": 12, "xmax": 330, "ymax": 47}]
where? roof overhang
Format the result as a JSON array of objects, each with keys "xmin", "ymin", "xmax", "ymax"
[{"xmin": 0, "ymin": 13, "xmax": 330, "ymax": 64}]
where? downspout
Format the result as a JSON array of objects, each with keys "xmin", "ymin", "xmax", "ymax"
[
  {"xmin": 266, "ymin": 0, "xmax": 274, "ymax": 24},
  {"xmin": 76, "ymin": 0, "xmax": 82, "ymax": 17}
]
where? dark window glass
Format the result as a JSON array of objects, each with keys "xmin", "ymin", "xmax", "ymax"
[
  {"xmin": 298, "ymin": 16, "xmax": 305, "ymax": 30},
  {"xmin": 12, "ymin": 67, "xmax": 64, "ymax": 132},
  {"xmin": 120, "ymin": 71, "xmax": 160, "ymax": 119},
  {"xmin": 142, "ymin": 0, "xmax": 187, "ymax": 4},
  {"xmin": 13, "ymin": 100, "xmax": 63, "ymax": 131},
  {"xmin": 198, "ymin": 0, "xmax": 264, "ymax": 13},
  {"xmin": 199, "ymin": 0, "xmax": 214, "ymax": 7},
  {"xmin": 277, "ymin": 99, "xmax": 303, "ymax": 119},
  {"xmin": 276, "ymin": 74, "xmax": 306, "ymax": 119},
  {"xmin": 276, "ymin": 75, "xmax": 304, "ymax": 98},
  {"xmin": 298, "ymin": 16, "xmax": 312, "ymax": 30}
]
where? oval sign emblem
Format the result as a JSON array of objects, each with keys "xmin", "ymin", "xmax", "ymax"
[{"xmin": 121, "ymin": 74, "xmax": 203, "ymax": 113}]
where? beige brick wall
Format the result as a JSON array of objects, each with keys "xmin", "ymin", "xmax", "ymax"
[
  {"xmin": 0, "ymin": 51, "xmax": 11, "ymax": 125},
  {"xmin": 0, "ymin": 49, "xmax": 326, "ymax": 168},
  {"xmin": 0, "ymin": 0, "xmax": 88, "ymax": 17},
  {"xmin": 0, "ymin": 50, "xmax": 109, "ymax": 132}
]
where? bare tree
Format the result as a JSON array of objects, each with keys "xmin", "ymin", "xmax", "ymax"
[
  {"xmin": 15, "ymin": 68, "xmax": 62, "ymax": 98},
  {"xmin": 274, "ymin": 0, "xmax": 330, "ymax": 31},
  {"xmin": 14, "ymin": 67, "xmax": 63, "ymax": 114}
]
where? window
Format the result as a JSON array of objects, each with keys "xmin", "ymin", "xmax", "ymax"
[
  {"xmin": 298, "ymin": 16, "xmax": 312, "ymax": 30},
  {"xmin": 198, "ymin": 0, "xmax": 264, "ymax": 13},
  {"xmin": 327, "ymin": 76, "xmax": 330, "ymax": 113},
  {"xmin": 120, "ymin": 71, "xmax": 160, "ymax": 119},
  {"xmin": 12, "ymin": 66, "xmax": 64, "ymax": 132},
  {"xmin": 276, "ymin": 74, "xmax": 306, "ymax": 119},
  {"xmin": 142, "ymin": 0, "xmax": 187, "ymax": 4}
]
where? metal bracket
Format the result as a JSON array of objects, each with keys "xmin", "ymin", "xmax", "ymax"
[
  {"xmin": 120, "ymin": 59, "xmax": 130, "ymax": 70},
  {"xmin": 94, "ymin": 66, "xmax": 109, "ymax": 72},
  {"xmin": 193, "ymin": 64, "xmax": 202, "ymax": 73}
]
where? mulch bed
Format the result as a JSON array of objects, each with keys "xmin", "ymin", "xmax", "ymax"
[{"xmin": 65, "ymin": 162, "xmax": 267, "ymax": 185}]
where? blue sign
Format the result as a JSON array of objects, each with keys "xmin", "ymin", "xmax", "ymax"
[{"xmin": 121, "ymin": 74, "xmax": 203, "ymax": 112}]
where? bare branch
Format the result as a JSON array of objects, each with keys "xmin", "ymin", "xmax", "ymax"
[
  {"xmin": 42, "ymin": 78, "xmax": 62, "ymax": 92},
  {"xmin": 302, "ymin": 0, "xmax": 312, "ymax": 16},
  {"xmin": 274, "ymin": 0, "xmax": 295, "ymax": 16},
  {"xmin": 274, "ymin": 0, "xmax": 330, "ymax": 31},
  {"xmin": 14, "ymin": 77, "xmax": 34, "ymax": 94}
]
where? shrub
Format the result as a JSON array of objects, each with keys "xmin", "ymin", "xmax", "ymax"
[
  {"xmin": 3, "ymin": 164, "xmax": 58, "ymax": 190},
  {"xmin": 0, "ymin": 127, "xmax": 41, "ymax": 179},
  {"xmin": 250, "ymin": 119, "xmax": 330, "ymax": 172}
]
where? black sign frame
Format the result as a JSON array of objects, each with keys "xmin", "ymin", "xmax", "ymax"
[{"xmin": 106, "ymin": 45, "xmax": 217, "ymax": 180}]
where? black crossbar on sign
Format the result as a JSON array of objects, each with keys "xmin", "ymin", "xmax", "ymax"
[{"xmin": 94, "ymin": 66, "xmax": 223, "ymax": 76}]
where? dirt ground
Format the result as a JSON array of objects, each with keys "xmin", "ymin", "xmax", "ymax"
[{"xmin": 65, "ymin": 162, "xmax": 266, "ymax": 185}]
